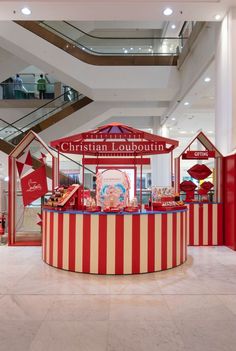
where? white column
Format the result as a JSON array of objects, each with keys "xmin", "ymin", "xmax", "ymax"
[
  {"xmin": 215, "ymin": 8, "xmax": 236, "ymax": 155},
  {"xmin": 151, "ymin": 118, "xmax": 171, "ymax": 187}
]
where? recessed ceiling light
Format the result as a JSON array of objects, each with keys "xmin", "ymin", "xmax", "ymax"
[
  {"xmin": 124, "ymin": 50, "xmax": 128, "ymax": 54},
  {"xmin": 207, "ymin": 131, "xmax": 214, "ymax": 134},
  {"xmin": 204, "ymin": 77, "xmax": 211, "ymax": 83},
  {"xmin": 184, "ymin": 101, "xmax": 190, "ymax": 106},
  {"xmin": 163, "ymin": 8, "xmax": 173, "ymax": 16},
  {"xmin": 171, "ymin": 117, "xmax": 176, "ymax": 121},
  {"xmin": 215, "ymin": 14, "xmax": 221, "ymax": 20},
  {"xmin": 179, "ymin": 131, "xmax": 187, "ymax": 134},
  {"xmin": 21, "ymin": 7, "xmax": 31, "ymax": 15},
  {"xmin": 171, "ymin": 24, "xmax": 176, "ymax": 29}
]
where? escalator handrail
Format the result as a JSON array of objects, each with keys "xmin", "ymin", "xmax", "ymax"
[
  {"xmin": 0, "ymin": 90, "xmax": 77, "ymax": 134},
  {"xmin": 0, "ymin": 118, "xmax": 23, "ymax": 135},
  {"xmin": 0, "ymin": 118, "xmax": 95, "ymax": 175},
  {"xmin": 39, "ymin": 21, "xmax": 185, "ymax": 56},
  {"xmin": 62, "ymin": 21, "xmax": 188, "ymax": 40},
  {"xmin": 4, "ymin": 92, "xmax": 84, "ymax": 142}
]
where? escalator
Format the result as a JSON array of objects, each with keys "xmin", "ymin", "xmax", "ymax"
[
  {"xmin": 15, "ymin": 21, "xmax": 181, "ymax": 66},
  {"xmin": 0, "ymin": 89, "xmax": 92, "ymax": 146},
  {"xmin": 0, "ymin": 88, "xmax": 92, "ymax": 181},
  {"xmin": 0, "ymin": 119, "xmax": 95, "ymax": 184}
]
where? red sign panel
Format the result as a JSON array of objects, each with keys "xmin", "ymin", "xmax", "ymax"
[
  {"xmin": 83, "ymin": 158, "xmax": 150, "ymax": 165},
  {"xmin": 182, "ymin": 150, "xmax": 215, "ymax": 160},
  {"xmin": 21, "ymin": 165, "xmax": 48, "ymax": 206},
  {"xmin": 58, "ymin": 141, "xmax": 167, "ymax": 154}
]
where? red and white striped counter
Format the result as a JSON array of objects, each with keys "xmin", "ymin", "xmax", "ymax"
[
  {"xmin": 186, "ymin": 203, "xmax": 223, "ymax": 246},
  {"xmin": 42, "ymin": 209, "xmax": 188, "ymax": 274}
]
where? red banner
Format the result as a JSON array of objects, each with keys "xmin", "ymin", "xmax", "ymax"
[
  {"xmin": 21, "ymin": 165, "xmax": 48, "ymax": 206},
  {"xmin": 182, "ymin": 151, "xmax": 215, "ymax": 159}
]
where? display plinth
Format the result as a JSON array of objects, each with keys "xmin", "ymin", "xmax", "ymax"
[
  {"xmin": 42, "ymin": 208, "xmax": 187, "ymax": 275},
  {"xmin": 186, "ymin": 203, "xmax": 223, "ymax": 246}
]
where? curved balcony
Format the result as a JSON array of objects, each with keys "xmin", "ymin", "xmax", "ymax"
[{"xmin": 15, "ymin": 21, "xmax": 186, "ymax": 66}]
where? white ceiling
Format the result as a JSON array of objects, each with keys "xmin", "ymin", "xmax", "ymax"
[
  {"xmin": 0, "ymin": 0, "xmax": 233, "ymax": 21},
  {"xmin": 0, "ymin": 1, "xmax": 220, "ymax": 149}
]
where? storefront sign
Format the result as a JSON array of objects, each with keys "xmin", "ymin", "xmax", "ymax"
[
  {"xmin": 58, "ymin": 141, "xmax": 166, "ymax": 154},
  {"xmin": 182, "ymin": 151, "xmax": 215, "ymax": 160}
]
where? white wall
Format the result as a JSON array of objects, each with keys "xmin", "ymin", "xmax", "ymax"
[
  {"xmin": 215, "ymin": 8, "xmax": 236, "ymax": 155},
  {"xmin": 0, "ymin": 21, "xmax": 180, "ymax": 102}
]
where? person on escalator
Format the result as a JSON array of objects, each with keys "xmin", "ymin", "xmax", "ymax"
[
  {"xmin": 13, "ymin": 74, "xmax": 23, "ymax": 99},
  {"xmin": 37, "ymin": 74, "xmax": 47, "ymax": 99}
]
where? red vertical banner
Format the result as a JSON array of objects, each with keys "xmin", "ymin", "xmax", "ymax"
[
  {"xmin": 83, "ymin": 215, "xmax": 91, "ymax": 273},
  {"xmin": 115, "ymin": 215, "xmax": 124, "ymax": 274},
  {"xmin": 185, "ymin": 212, "xmax": 187, "ymax": 258},
  {"xmin": 161, "ymin": 214, "xmax": 168, "ymax": 270},
  {"xmin": 189, "ymin": 204, "xmax": 194, "ymax": 245},
  {"xmin": 57, "ymin": 213, "xmax": 64, "ymax": 269},
  {"xmin": 132, "ymin": 215, "xmax": 140, "ymax": 274},
  {"xmin": 217, "ymin": 203, "xmax": 223, "ymax": 245},
  {"xmin": 43, "ymin": 211, "xmax": 47, "ymax": 261},
  {"xmin": 208, "ymin": 204, "xmax": 213, "ymax": 246},
  {"xmin": 69, "ymin": 214, "xmax": 76, "ymax": 271},
  {"xmin": 98, "ymin": 215, "xmax": 107, "ymax": 274},
  {"xmin": 180, "ymin": 212, "xmax": 184, "ymax": 263},
  {"xmin": 49, "ymin": 212, "xmax": 54, "ymax": 266},
  {"xmin": 172, "ymin": 212, "xmax": 177, "ymax": 267},
  {"xmin": 148, "ymin": 214, "xmax": 155, "ymax": 272},
  {"xmin": 199, "ymin": 204, "xmax": 203, "ymax": 246}
]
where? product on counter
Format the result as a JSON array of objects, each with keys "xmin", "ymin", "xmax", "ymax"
[{"xmin": 45, "ymin": 184, "xmax": 81, "ymax": 209}]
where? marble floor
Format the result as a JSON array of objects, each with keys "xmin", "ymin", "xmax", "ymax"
[{"xmin": 1, "ymin": 246, "xmax": 236, "ymax": 350}]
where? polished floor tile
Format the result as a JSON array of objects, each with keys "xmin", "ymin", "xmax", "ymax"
[
  {"xmin": 107, "ymin": 320, "xmax": 186, "ymax": 351},
  {"xmin": 1, "ymin": 246, "xmax": 236, "ymax": 350},
  {"xmin": 29, "ymin": 321, "xmax": 108, "ymax": 351},
  {"xmin": 109, "ymin": 294, "xmax": 172, "ymax": 321}
]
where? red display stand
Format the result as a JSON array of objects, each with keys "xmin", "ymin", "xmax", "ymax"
[
  {"xmin": 42, "ymin": 208, "xmax": 188, "ymax": 274},
  {"xmin": 174, "ymin": 132, "xmax": 223, "ymax": 246},
  {"xmin": 42, "ymin": 123, "xmax": 188, "ymax": 275},
  {"xmin": 223, "ymin": 154, "xmax": 236, "ymax": 250}
]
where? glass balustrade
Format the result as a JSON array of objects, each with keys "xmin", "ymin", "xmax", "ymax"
[
  {"xmin": 0, "ymin": 88, "xmax": 83, "ymax": 143},
  {"xmin": 40, "ymin": 21, "xmax": 185, "ymax": 56},
  {"xmin": 0, "ymin": 82, "xmax": 56, "ymax": 100}
]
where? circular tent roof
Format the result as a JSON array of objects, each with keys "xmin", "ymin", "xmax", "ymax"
[{"xmin": 50, "ymin": 123, "xmax": 179, "ymax": 157}]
